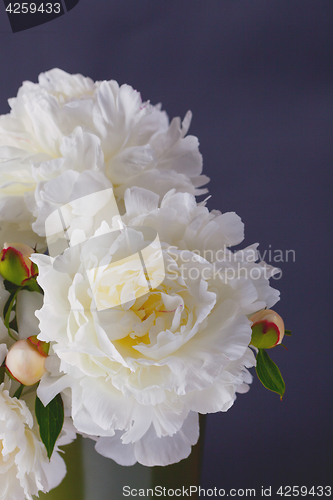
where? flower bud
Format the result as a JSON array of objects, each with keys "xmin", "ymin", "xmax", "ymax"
[
  {"xmin": 0, "ymin": 243, "xmax": 38, "ymax": 286},
  {"xmin": 5, "ymin": 337, "xmax": 48, "ymax": 386},
  {"xmin": 250, "ymin": 309, "xmax": 285, "ymax": 349}
]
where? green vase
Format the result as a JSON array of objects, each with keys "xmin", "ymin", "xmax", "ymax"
[
  {"xmin": 36, "ymin": 416, "xmax": 205, "ymax": 500},
  {"xmin": 35, "ymin": 437, "xmax": 85, "ymax": 500}
]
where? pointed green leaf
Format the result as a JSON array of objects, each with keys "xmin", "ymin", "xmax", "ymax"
[
  {"xmin": 284, "ymin": 330, "xmax": 292, "ymax": 336},
  {"xmin": 256, "ymin": 349, "xmax": 286, "ymax": 400},
  {"xmin": 35, "ymin": 394, "xmax": 64, "ymax": 459}
]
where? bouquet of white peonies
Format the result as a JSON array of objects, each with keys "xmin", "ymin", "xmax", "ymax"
[{"xmin": 0, "ymin": 69, "xmax": 289, "ymax": 499}]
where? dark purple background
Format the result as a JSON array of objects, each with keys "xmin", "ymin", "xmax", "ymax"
[{"xmin": 0, "ymin": 0, "xmax": 332, "ymax": 496}]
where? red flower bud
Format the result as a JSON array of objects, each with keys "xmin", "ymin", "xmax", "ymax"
[
  {"xmin": 0, "ymin": 243, "xmax": 38, "ymax": 286},
  {"xmin": 249, "ymin": 309, "xmax": 285, "ymax": 349},
  {"xmin": 5, "ymin": 337, "xmax": 48, "ymax": 386}
]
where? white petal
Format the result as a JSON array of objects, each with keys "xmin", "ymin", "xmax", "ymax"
[
  {"xmin": 134, "ymin": 411, "xmax": 199, "ymax": 466},
  {"xmin": 16, "ymin": 290, "xmax": 43, "ymax": 339},
  {"xmin": 95, "ymin": 432, "xmax": 137, "ymax": 466},
  {"xmin": 0, "ymin": 343, "xmax": 8, "ymax": 365}
]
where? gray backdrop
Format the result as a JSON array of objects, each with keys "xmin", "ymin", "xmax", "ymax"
[{"xmin": 0, "ymin": 0, "xmax": 332, "ymax": 497}]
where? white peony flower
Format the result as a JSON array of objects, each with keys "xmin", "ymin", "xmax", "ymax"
[
  {"xmin": 31, "ymin": 188, "xmax": 279, "ymax": 467},
  {"xmin": 0, "ymin": 69, "xmax": 208, "ymax": 244},
  {"xmin": 0, "ymin": 378, "xmax": 75, "ymax": 500}
]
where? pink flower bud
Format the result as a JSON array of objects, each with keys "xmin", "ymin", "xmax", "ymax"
[
  {"xmin": 0, "ymin": 243, "xmax": 38, "ymax": 286},
  {"xmin": 5, "ymin": 338, "xmax": 48, "ymax": 386},
  {"xmin": 249, "ymin": 309, "xmax": 285, "ymax": 349}
]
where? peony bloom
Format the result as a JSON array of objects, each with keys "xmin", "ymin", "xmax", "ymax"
[
  {"xmin": 0, "ymin": 69, "xmax": 207, "ymax": 244},
  {"xmin": 32, "ymin": 187, "xmax": 279, "ymax": 466},
  {"xmin": 0, "ymin": 378, "xmax": 75, "ymax": 500}
]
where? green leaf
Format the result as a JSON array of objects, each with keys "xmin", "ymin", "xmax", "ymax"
[
  {"xmin": 256, "ymin": 349, "xmax": 286, "ymax": 400},
  {"xmin": 0, "ymin": 366, "xmax": 5, "ymax": 384},
  {"xmin": 35, "ymin": 394, "xmax": 64, "ymax": 460},
  {"xmin": 9, "ymin": 315, "xmax": 18, "ymax": 333},
  {"xmin": 284, "ymin": 330, "xmax": 292, "ymax": 336},
  {"xmin": 13, "ymin": 384, "xmax": 24, "ymax": 399},
  {"xmin": 3, "ymin": 279, "xmax": 19, "ymax": 293}
]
